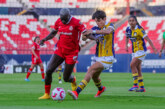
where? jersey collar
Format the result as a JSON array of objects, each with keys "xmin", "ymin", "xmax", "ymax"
[
  {"xmin": 129, "ymin": 25, "xmax": 138, "ymax": 30},
  {"xmin": 66, "ymin": 16, "xmax": 72, "ymax": 24},
  {"xmin": 135, "ymin": 25, "xmax": 138, "ymax": 29}
]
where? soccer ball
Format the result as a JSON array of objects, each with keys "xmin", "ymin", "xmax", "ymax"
[{"xmin": 51, "ymin": 87, "xmax": 66, "ymax": 101}]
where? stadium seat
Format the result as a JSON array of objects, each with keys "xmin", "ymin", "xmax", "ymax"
[{"xmin": 1, "ymin": 15, "xmax": 164, "ymax": 54}]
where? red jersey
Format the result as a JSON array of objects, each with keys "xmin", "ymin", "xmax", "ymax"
[
  {"xmin": 54, "ymin": 16, "xmax": 86, "ymax": 51},
  {"xmin": 32, "ymin": 42, "xmax": 40, "ymax": 58}
]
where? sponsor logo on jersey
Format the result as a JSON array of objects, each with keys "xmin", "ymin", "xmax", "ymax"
[{"xmin": 60, "ymin": 32, "xmax": 72, "ymax": 35}]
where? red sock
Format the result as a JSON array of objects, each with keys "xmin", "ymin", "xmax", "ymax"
[
  {"xmin": 45, "ymin": 85, "xmax": 51, "ymax": 94},
  {"xmin": 26, "ymin": 68, "xmax": 32, "ymax": 79},
  {"xmin": 72, "ymin": 77, "xmax": 76, "ymax": 83},
  {"xmin": 73, "ymin": 67, "xmax": 76, "ymax": 73},
  {"xmin": 41, "ymin": 68, "xmax": 45, "ymax": 79}
]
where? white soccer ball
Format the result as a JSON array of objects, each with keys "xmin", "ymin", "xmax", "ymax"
[{"xmin": 51, "ymin": 87, "xmax": 66, "ymax": 101}]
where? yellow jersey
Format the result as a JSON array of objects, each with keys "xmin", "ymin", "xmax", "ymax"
[
  {"xmin": 92, "ymin": 22, "xmax": 115, "ymax": 57},
  {"xmin": 126, "ymin": 25, "xmax": 147, "ymax": 53}
]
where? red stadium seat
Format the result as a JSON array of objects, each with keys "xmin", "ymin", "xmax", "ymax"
[
  {"xmin": 55, "ymin": 0, "xmax": 62, "ymax": 2},
  {"xmin": 1, "ymin": 15, "xmax": 163, "ymax": 54},
  {"xmin": 77, "ymin": 0, "xmax": 88, "ymax": 2},
  {"xmin": 29, "ymin": 0, "xmax": 40, "ymax": 2},
  {"xmin": 0, "ymin": 0, "xmax": 6, "ymax": 4}
]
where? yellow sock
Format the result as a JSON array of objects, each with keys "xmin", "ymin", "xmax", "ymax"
[
  {"xmin": 132, "ymin": 73, "xmax": 138, "ymax": 86},
  {"xmin": 76, "ymin": 80, "xmax": 88, "ymax": 94},
  {"xmin": 138, "ymin": 77, "xmax": 144, "ymax": 88},
  {"xmin": 95, "ymin": 81, "xmax": 103, "ymax": 91}
]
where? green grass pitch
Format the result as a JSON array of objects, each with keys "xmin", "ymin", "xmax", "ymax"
[{"xmin": 0, "ymin": 73, "xmax": 165, "ymax": 109}]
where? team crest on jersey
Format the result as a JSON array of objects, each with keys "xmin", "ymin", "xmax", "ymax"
[
  {"xmin": 69, "ymin": 26, "xmax": 73, "ymax": 31},
  {"xmin": 134, "ymin": 32, "xmax": 137, "ymax": 36}
]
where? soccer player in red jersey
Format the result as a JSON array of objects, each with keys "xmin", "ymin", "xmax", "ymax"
[
  {"xmin": 38, "ymin": 8, "xmax": 86, "ymax": 99},
  {"xmin": 25, "ymin": 36, "xmax": 45, "ymax": 82}
]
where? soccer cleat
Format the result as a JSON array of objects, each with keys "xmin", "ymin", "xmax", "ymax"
[
  {"xmin": 25, "ymin": 78, "xmax": 30, "ymax": 82},
  {"xmin": 38, "ymin": 93, "xmax": 50, "ymax": 99},
  {"xmin": 95, "ymin": 86, "xmax": 106, "ymax": 97},
  {"xmin": 71, "ymin": 77, "xmax": 77, "ymax": 91},
  {"xmin": 59, "ymin": 80, "xmax": 62, "ymax": 84},
  {"xmin": 42, "ymin": 79, "xmax": 45, "ymax": 82},
  {"xmin": 128, "ymin": 85, "xmax": 139, "ymax": 91},
  {"xmin": 67, "ymin": 90, "xmax": 78, "ymax": 100},
  {"xmin": 136, "ymin": 88, "xmax": 146, "ymax": 92}
]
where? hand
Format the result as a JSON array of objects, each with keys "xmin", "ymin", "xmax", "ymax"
[
  {"xmin": 95, "ymin": 37, "xmax": 103, "ymax": 44},
  {"xmin": 82, "ymin": 35, "xmax": 87, "ymax": 41},
  {"xmin": 39, "ymin": 39, "xmax": 45, "ymax": 46},
  {"xmin": 125, "ymin": 46, "xmax": 128, "ymax": 52},
  {"xmin": 83, "ymin": 29, "xmax": 93, "ymax": 36},
  {"xmin": 159, "ymin": 51, "xmax": 162, "ymax": 58}
]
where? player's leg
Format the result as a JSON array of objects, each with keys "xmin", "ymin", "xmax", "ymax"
[
  {"xmin": 57, "ymin": 65, "xmax": 62, "ymax": 84},
  {"xmin": 92, "ymin": 71, "xmax": 106, "ymax": 97},
  {"xmin": 38, "ymin": 63, "xmax": 45, "ymax": 81},
  {"xmin": 68, "ymin": 62, "xmax": 104, "ymax": 100},
  {"xmin": 73, "ymin": 66, "xmax": 77, "ymax": 74},
  {"xmin": 129, "ymin": 58, "xmax": 140, "ymax": 91},
  {"xmin": 136, "ymin": 62, "xmax": 145, "ymax": 92},
  {"xmin": 25, "ymin": 64, "xmax": 35, "ymax": 81},
  {"xmin": 39, "ymin": 54, "xmax": 64, "ymax": 99},
  {"xmin": 63, "ymin": 63, "xmax": 77, "ymax": 91}
]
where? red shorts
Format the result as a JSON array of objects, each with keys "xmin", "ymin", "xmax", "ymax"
[
  {"xmin": 54, "ymin": 47, "xmax": 78, "ymax": 64},
  {"xmin": 32, "ymin": 58, "xmax": 42, "ymax": 65}
]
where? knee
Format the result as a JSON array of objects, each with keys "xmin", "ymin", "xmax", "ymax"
[
  {"xmin": 92, "ymin": 73, "xmax": 98, "ymax": 79},
  {"xmin": 40, "ymin": 66, "xmax": 44, "ymax": 69},
  {"xmin": 130, "ymin": 63, "xmax": 135, "ymax": 69},
  {"xmin": 87, "ymin": 69, "xmax": 95, "ymax": 78},
  {"xmin": 46, "ymin": 68, "xmax": 53, "ymax": 76}
]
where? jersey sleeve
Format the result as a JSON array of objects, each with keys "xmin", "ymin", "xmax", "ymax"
[
  {"xmin": 139, "ymin": 28, "xmax": 147, "ymax": 38},
  {"xmin": 163, "ymin": 32, "xmax": 165, "ymax": 40},
  {"xmin": 54, "ymin": 19, "xmax": 60, "ymax": 31},
  {"xmin": 77, "ymin": 21, "xmax": 86, "ymax": 33},
  {"xmin": 108, "ymin": 23, "xmax": 115, "ymax": 31},
  {"xmin": 91, "ymin": 26, "xmax": 103, "ymax": 38},
  {"xmin": 125, "ymin": 27, "xmax": 130, "ymax": 37}
]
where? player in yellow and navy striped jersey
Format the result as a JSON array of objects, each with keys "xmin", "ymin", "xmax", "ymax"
[
  {"xmin": 125, "ymin": 15, "xmax": 157, "ymax": 92},
  {"xmin": 68, "ymin": 10, "xmax": 115, "ymax": 99}
]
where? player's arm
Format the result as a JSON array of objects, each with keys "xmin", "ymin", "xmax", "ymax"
[
  {"xmin": 31, "ymin": 47, "xmax": 38, "ymax": 59},
  {"xmin": 125, "ymin": 37, "xmax": 129, "ymax": 52},
  {"xmin": 40, "ymin": 29, "xmax": 58, "ymax": 45},
  {"xmin": 83, "ymin": 33, "xmax": 103, "ymax": 44},
  {"xmin": 159, "ymin": 39, "xmax": 165, "ymax": 57},
  {"xmin": 83, "ymin": 27, "xmax": 114, "ymax": 36},
  {"xmin": 144, "ymin": 36, "xmax": 157, "ymax": 54},
  {"xmin": 82, "ymin": 34, "xmax": 95, "ymax": 41}
]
